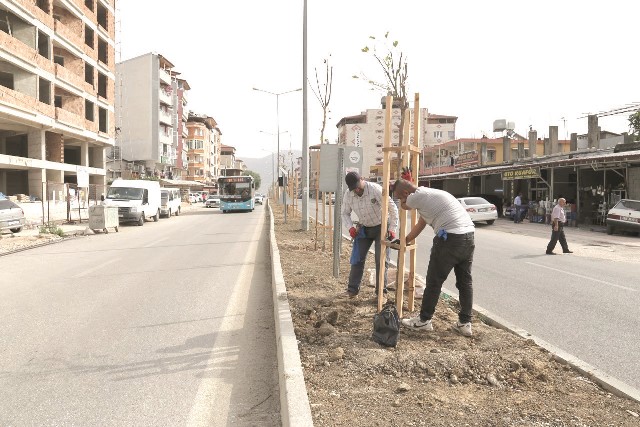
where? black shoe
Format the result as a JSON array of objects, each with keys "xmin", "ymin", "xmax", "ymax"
[
  {"xmin": 546, "ymin": 251, "xmax": 556, "ymax": 255},
  {"xmin": 563, "ymin": 250, "xmax": 573, "ymax": 254}
]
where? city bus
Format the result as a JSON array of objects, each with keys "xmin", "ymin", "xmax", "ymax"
[{"xmin": 217, "ymin": 175, "xmax": 255, "ymax": 213}]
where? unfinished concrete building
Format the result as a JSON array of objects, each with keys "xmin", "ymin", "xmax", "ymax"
[{"xmin": 0, "ymin": 0, "xmax": 116, "ymax": 198}]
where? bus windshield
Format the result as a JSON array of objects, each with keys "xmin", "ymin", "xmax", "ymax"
[{"xmin": 218, "ymin": 177, "xmax": 254, "ymax": 202}]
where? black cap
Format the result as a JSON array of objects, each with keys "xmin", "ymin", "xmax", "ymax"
[{"xmin": 345, "ymin": 171, "xmax": 361, "ymax": 191}]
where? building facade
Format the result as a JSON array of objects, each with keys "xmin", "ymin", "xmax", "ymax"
[
  {"xmin": 0, "ymin": 0, "xmax": 116, "ymax": 197},
  {"xmin": 185, "ymin": 114, "xmax": 216, "ymax": 183},
  {"xmin": 171, "ymin": 76, "xmax": 190, "ymax": 180},
  {"xmin": 114, "ymin": 52, "xmax": 186, "ymax": 180}
]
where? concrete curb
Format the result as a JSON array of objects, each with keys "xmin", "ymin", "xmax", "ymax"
[{"xmin": 267, "ymin": 202, "xmax": 314, "ymax": 427}]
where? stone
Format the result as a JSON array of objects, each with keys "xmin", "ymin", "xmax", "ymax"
[
  {"xmin": 397, "ymin": 382, "xmax": 411, "ymax": 393},
  {"xmin": 318, "ymin": 323, "xmax": 336, "ymax": 336},
  {"xmin": 329, "ymin": 347, "xmax": 344, "ymax": 361},
  {"xmin": 486, "ymin": 373, "xmax": 499, "ymax": 387}
]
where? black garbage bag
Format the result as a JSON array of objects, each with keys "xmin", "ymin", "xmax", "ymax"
[{"xmin": 372, "ymin": 303, "xmax": 400, "ymax": 347}]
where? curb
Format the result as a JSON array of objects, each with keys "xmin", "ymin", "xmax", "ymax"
[{"xmin": 267, "ymin": 202, "xmax": 314, "ymax": 427}]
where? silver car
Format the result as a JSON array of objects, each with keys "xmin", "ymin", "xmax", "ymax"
[
  {"xmin": 205, "ymin": 195, "xmax": 220, "ymax": 208},
  {"xmin": 0, "ymin": 199, "xmax": 26, "ymax": 233}
]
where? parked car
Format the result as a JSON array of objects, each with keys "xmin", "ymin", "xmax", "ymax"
[
  {"xmin": 0, "ymin": 199, "xmax": 25, "ymax": 233},
  {"xmin": 205, "ymin": 195, "xmax": 220, "ymax": 208},
  {"xmin": 160, "ymin": 188, "xmax": 181, "ymax": 217},
  {"xmin": 254, "ymin": 195, "xmax": 264, "ymax": 205},
  {"xmin": 457, "ymin": 196, "xmax": 498, "ymax": 225},
  {"xmin": 103, "ymin": 179, "xmax": 161, "ymax": 226},
  {"xmin": 606, "ymin": 199, "xmax": 640, "ymax": 235}
]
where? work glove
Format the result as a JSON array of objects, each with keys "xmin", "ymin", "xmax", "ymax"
[
  {"xmin": 349, "ymin": 227, "xmax": 357, "ymax": 239},
  {"xmin": 386, "ymin": 230, "xmax": 396, "ymax": 240},
  {"xmin": 401, "ymin": 166, "xmax": 413, "ymax": 182}
]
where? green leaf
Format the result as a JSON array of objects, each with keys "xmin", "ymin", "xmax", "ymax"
[
  {"xmin": 393, "ymin": 40, "xmax": 398, "ymax": 47},
  {"xmin": 369, "ymin": 36, "xmax": 376, "ymax": 40},
  {"xmin": 384, "ymin": 31, "xmax": 389, "ymax": 38}
]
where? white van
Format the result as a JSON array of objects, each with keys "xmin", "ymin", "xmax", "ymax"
[
  {"xmin": 160, "ymin": 188, "xmax": 182, "ymax": 218},
  {"xmin": 103, "ymin": 179, "xmax": 161, "ymax": 226}
]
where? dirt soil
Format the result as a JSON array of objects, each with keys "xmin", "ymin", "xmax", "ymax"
[
  {"xmin": 0, "ymin": 232, "xmax": 63, "ymax": 255},
  {"xmin": 271, "ymin": 203, "xmax": 640, "ymax": 427}
]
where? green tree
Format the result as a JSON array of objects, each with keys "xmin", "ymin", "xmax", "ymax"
[
  {"xmin": 355, "ymin": 32, "xmax": 409, "ymax": 176},
  {"xmin": 243, "ymin": 170, "xmax": 261, "ymax": 190},
  {"xmin": 629, "ymin": 110, "xmax": 640, "ymax": 141}
]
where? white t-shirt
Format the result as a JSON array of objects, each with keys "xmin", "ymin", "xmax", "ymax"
[{"xmin": 406, "ymin": 187, "xmax": 475, "ymax": 234}]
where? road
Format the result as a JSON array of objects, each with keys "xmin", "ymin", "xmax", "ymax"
[
  {"xmin": 0, "ymin": 205, "xmax": 280, "ymax": 426},
  {"xmin": 299, "ymin": 196, "xmax": 640, "ymax": 390}
]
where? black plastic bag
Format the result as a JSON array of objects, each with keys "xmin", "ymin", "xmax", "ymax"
[{"xmin": 372, "ymin": 303, "xmax": 400, "ymax": 347}]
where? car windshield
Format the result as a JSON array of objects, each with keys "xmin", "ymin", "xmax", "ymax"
[
  {"xmin": 613, "ymin": 200, "xmax": 640, "ymax": 211},
  {"xmin": 461, "ymin": 197, "xmax": 490, "ymax": 206},
  {"xmin": 0, "ymin": 200, "xmax": 18, "ymax": 210},
  {"xmin": 106, "ymin": 187, "xmax": 144, "ymax": 200}
]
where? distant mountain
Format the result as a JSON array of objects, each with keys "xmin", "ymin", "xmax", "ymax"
[{"xmin": 242, "ymin": 150, "xmax": 301, "ymax": 193}]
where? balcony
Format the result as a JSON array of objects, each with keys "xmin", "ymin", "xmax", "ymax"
[
  {"xmin": 21, "ymin": 2, "xmax": 55, "ymax": 28},
  {"xmin": 55, "ymin": 64, "xmax": 86, "ymax": 91},
  {"xmin": 84, "ymin": 118, "xmax": 98, "ymax": 133},
  {"xmin": 56, "ymin": 107, "xmax": 84, "ymax": 129},
  {"xmin": 159, "ymin": 109, "xmax": 172, "ymax": 125},
  {"xmin": 0, "ymin": 85, "xmax": 55, "ymax": 117},
  {"xmin": 0, "ymin": 31, "xmax": 55, "ymax": 75},
  {"xmin": 158, "ymin": 132, "xmax": 172, "ymax": 145},
  {"xmin": 159, "ymin": 68, "xmax": 171, "ymax": 85},
  {"xmin": 158, "ymin": 88, "xmax": 172, "ymax": 106},
  {"xmin": 54, "ymin": 20, "xmax": 84, "ymax": 52}
]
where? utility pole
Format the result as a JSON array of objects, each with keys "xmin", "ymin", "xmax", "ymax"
[{"xmin": 301, "ymin": 0, "xmax": 310, "ymax": 230}]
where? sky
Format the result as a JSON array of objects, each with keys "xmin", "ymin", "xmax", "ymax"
[{"xmin": 118, "ymin": 0, "xmax": 639, "ymax": 160}]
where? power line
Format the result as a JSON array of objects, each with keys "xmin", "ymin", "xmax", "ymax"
[{"xmin": 578, "ymin": 102, "xmax": 640, "ymax": 119}]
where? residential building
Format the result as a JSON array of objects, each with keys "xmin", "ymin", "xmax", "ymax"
[
  {"xmin": 113, "ymin": 52, "xmax": 183, "ymax": 180},
  {"xmin": 219, "ymin": 144, "xmax": 241, "ymax": 177},
  {"xmin": 0, "ymin": 0, "xmax": 116, "ymax": 197},
  {"xmin": 171, "ymin": 76, "xmax": 190, "ymax": 180},
  {"xmin": 185, "ymin": 113, "xmax": 217, "ymax": 183}
]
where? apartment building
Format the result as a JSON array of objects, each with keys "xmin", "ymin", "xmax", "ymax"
[
  {"xmin": 114, "ymin": 52, "xmax": 188, "ymax": 180},
  {"xmin": 0, "ymin": 0, "xmax": 115, "ymax": 197},
  {"xmin": 171, "ymin": 76, "xmax": 190, "ymax": 180},
  {"xmin": 185, "ymin": 113, "xmax": 220, "ymax": 183}
]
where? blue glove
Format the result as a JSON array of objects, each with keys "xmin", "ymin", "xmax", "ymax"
[{"xmin": 436, "ymin": 229, "xmax": 448, "ymax": 241}]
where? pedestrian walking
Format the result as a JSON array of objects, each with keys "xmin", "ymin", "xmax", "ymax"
[
  {"xmin": 546, "ymin": 198, "xmax": 573, "ymax": 255},
  {"xmin": 392, "ymin": 179, "xmax": 476, "ymax": 337},
  {"xmin": 340, "ymin": 172, "xmax": 399, "ymax": 299},
  {"xmin": 514, "ymin": 193, "xmax": 522, "ymax": 223}
]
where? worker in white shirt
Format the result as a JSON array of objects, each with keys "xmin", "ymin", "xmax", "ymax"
[
  {"xmin": 513, "ymin": 193, "xmax": 523, "ymax": 223},
  {"xmin": 340, "ymin": 172, "xmax": 399, "ymax": 299},
  {"xmin": 546, "ymin": 198, "xmax": 573, "ymax": 255}
]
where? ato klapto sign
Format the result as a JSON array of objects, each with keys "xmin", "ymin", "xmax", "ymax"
[{"xmin": 502, "ymin": 167, "xmax": 540, "ymax": 180}]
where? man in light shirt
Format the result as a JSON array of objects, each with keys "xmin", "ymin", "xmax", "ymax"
[
  {"xmin": 340, "ymin": 172, "xmax": 399, "ymax": 299},
  {"xmin": 392, "ymin": 179, "xmax": 476, "ymax": 337},
  {"xmin": 513, "ymin": 193, "xmax": 523, "ymax": 223},
  {"xmin": 546, "ymin": 198, "xmax": 573, "ymax": 255}
]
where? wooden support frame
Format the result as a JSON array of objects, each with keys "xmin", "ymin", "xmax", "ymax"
[{"xmin": 377, "ymin": 94, "xmax": 421, "ymax": 316}]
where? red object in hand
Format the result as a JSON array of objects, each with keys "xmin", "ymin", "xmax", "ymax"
[
  {"xmin": 401, "ymin": 166, "xmax": 413, "ymax": 182},
  {"xmin": 349, "ymin": 227, "xmax": 357, "ymax": 239},
  {"xmin": 387, "ymin": 230, "xmax": 396, "ymax": 240}
]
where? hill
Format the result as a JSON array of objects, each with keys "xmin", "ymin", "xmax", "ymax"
[{"xmin": 241, "ymin": 150, "xmax": 301, "ymax": 194}]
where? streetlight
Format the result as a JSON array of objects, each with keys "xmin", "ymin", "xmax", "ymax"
[
  {"xmin": 259, "ymin": 130, "xmax": 288, "ymax": 197},
  {"xmin": 253, "ymin": 87, "xmax": 301, "ymax": 201}
]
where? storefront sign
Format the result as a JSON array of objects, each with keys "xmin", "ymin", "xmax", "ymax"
[
  {"xmin": 502, "ymin": 167, "xmax": 540, "ymax": 180},
  {"xmin": 455, "ymin": 150, "xmax": 479, "ymax": 168}
]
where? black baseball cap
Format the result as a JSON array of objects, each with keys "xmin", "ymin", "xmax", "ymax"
[{"xmin": 345, "ymin": 171, "xmax": 361, "ymax": 191}]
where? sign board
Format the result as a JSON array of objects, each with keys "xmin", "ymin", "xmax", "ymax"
[
  {"xmin": 501, "ymin": 167, "xmax": 540, "ymax": 180},
  {"xmin": 77, "ymin": 166, "xmax": 89, "ymax": 188},
  {"xmin": 319, "ymin": 145, "xmax": 363, "ymax": 192},
  {"xmin": 455, "ymin": 150, "xmax": 479, "ymax": 168}
]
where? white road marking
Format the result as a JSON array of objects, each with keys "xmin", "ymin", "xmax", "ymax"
[
  {"xmin": 525, "ymin": 262, "xmax": 637, "ymax": 292},
  {"xmin": 143, "ymin": 237, "xmax": 168, "ymax": 248},
  {"xmin": 73, "ymin": 258, "xmax": 121, "ymax": 278}
]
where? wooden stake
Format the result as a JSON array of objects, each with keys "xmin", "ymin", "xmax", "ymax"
[{"xmin": 377, "ymin": 96, "xmax": 393, "ymax": 312}]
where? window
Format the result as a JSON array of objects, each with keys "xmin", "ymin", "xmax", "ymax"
[
  {"xmin": 54, "ymin": 55, "xmax": 64, "ymax": 66},
  {"xmin": 0, "ymin": 71, "xmax": 13, "ymax": 90},
  {"xmin": 38, "ymin": 77, "xmax": 51, "ymax": 104},
  {"xmin": 434, "ymin": 131, "xmax": 443, "ymax": 138},
  {"xmin": 54, "ymin": 95, "xmax": 62, "ymax": 108},
  {"xmin": 85, "ymin": 99, "xmax": 94, "ymax": 121},
  {"xmin": 97, "ymin": 72, "xmax": 107, "ymax": 98},
  {"xmin": 98, "ymin": 107, "xmax": 107, "ymax": 133},
  {"xmin": 97, "ymin": 3, "xmax": 107, "ymax": 29},
  {"xmin": 84, "ymin": 25, "xmax": 94, "ymax": 48},
  {"xmin": 98, "ymin": 38, "xmax": 108, "ymax": 64},
  {"xmin": 38, "ymin": 31, "xmax": 50, "ymax": 59},
  {"xmin": 85, "ymin": 0, "xmax": 94, "ymax": 11},
  {"xmin": 487, "ymin": 149, "xmax": 496, "ymax": 162},
  {"xmin": 448, "ymin": 131, "xmax": 455, "ymax": 139},
  {"xmin": 85, "ymin": 63, "xmax": 94, "ymax": 85}
]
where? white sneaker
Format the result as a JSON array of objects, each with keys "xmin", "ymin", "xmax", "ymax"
[
  {"xmin": 453, "ymin": 322, "xmax": 472, "ymax": 337},
  {"xmin": 401, "ymin": 316, "xmax": 433, "ymax": 331}
]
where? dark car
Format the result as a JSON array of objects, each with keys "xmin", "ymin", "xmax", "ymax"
[{"xmin": 0, "ymin": 199, "xmax": 25, "ymax": 233}]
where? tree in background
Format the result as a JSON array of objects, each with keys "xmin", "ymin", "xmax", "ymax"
[
  {"xmin": 355, "ymin": 32, "xmax": 409, "ymax": 176},
  {"xmin": 309, "ymin": 56, "xmax": 333, "ymax": 145},
  {"xmin": 629, "ymin": 110, "xmax": 640, "ymax": 141},
  {"xmin": 243, "ymin": 170, "xmax": 261, "ymax": 190}
]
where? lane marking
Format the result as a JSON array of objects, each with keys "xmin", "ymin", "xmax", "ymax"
[
  {"xmin": 73, "ymin": 257, "xmax": 121, "ymax": 278},
  {"xmin": 525, "ymin": 262, "xmax": 637, "ymax": 292}
]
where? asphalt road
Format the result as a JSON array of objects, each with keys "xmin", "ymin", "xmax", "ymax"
[
  {"xmin": 0, "ymin": 204, "xmax": 280, "ymax": 426},
  {"xmin": 299, "ymin": 196, "xmax": 640, "ymax": 391}
]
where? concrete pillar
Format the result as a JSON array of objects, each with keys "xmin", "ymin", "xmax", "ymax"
[
  {"xmin": 480, "ymin": 140, "xmax": 487, "ymax": 166},
  {"xmin": 92, "ymin": 146, "xmax": 106, "ymax": 170},
  {"xmin": 81, "ymin": 141, "xmax": 89, "ymax": 166},
  {"xmin": 528, "ymin": 131, "xmax": 537, "ymax": 157},
  {"xmin": 28, "ymin": 169, "xmax": 45, "ymax": 200},
  {"xmin": 28, "ymin": 130, "xmax": 46, "ymax": 160},
  {"xmin": 570, "ymin": 133, "xmax": 578, "ymax": 151},
  {"xmin": 517, "ymin": 141, "xmax": 525, "ymax": 159},
  {"xmin": 502, "ymin": 136, "xmax": 510, "ymax": 162},
  {"xmin": 549, "ymin": 126, "xmax": 559, "ymax": 154},
  {"xmin": 588, "ymin": 115, "xmax": 599, "ymax": 149},
  {"xmin": 544, "ymin": 138, "xmax": 550, "ymax": 155}
]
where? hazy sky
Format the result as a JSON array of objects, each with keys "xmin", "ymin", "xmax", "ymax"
[{"xmin": 118, "ymin": 0, "xmax": 639, "ymax": 160}]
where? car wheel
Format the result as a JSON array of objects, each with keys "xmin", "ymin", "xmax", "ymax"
[
  {"xmin": 606, "ymin": 224, "xmax": 614, "ymax": 235},
  {"xmin": 486, "ymin": 220, "xmax": 495, "ymax": 225},
  {"xmin": 10, "ymin": 227, "xmax": 22, "ymax": 233},
  {"xmin": 153, "ymin": 210, "xmax": 159, "ymax": 222},
  {"xmin": 138, "ymin": 214, "xmax": 145, "ymax": 226}
]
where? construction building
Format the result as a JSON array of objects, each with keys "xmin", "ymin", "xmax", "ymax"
[{"xmin": 0, "ymin": 0, "xmax": 116, "ymax": 198}]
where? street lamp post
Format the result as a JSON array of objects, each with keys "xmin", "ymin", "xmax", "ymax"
[
  {"xmin": 259, "ymin": 130, "xmax": 288, "ymax": 198},
  {"xmin": 253, "ymin": 87, "xmax": 301, "ymax": 203}
]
